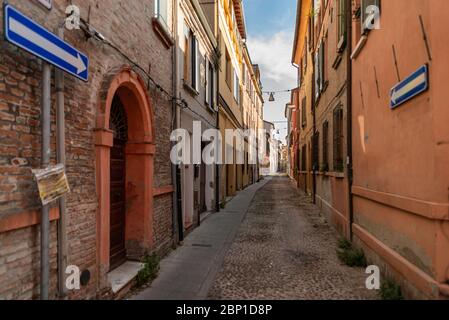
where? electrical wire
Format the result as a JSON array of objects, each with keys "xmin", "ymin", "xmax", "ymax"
[
  {"xmin": 262, "ymin": 88, "xmax": 295, "ymax": 94},
  {"xmin": 80, "ymin": 19, "xmax": 221, "ymax": 129}
]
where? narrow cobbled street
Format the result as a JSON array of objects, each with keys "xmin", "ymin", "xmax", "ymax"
[{"xmin": 208, "ymin": 176, "xmax": 377, "ymax": 300}]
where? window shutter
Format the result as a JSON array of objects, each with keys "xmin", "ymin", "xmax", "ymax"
[
  {"xmin": 333, "ymin": 106, "xmax": 344, "ymax": 171},
  {"xmin": 315, "ymin": 52, "xmax": 320, "ymax": 99},
  {"xmin": 191, "ymin": 35, "xmax": 197, "ymax": 89},
  {"xmin": 205, "ymin": 59, "xmax": 210, "ymax": 104},
  {"xmin": 333, "ymin": 108, "xmax": 338, "ymax": 169},
  {"xmin": 320, "ymin": 42, "xmax": 324, "ymax": 92},
  {"xmin": 313, "ymin": 132, "xmax": 320, "ymax": 170},
  {"xmin": 323, "ymin": 121, "xmax": 329, "ymax": 168},
  {"xmin": 213, "ymin": 68, "xmax": 218, "ymax": 111},
  {"xmin": 183, "ymin": 35, "xmax": 189, "ymax": 81},
  {"xmin": 302, "ymin": 97, "xmax": 307, "ymax": 127},
  {"xmin": 195, "ymin": 39, "xmax": 199, "ymax": 91},
  {"xmin": 338, "ymin": 0, "xmax": 347, "ymax": 47},
  {"xmin": 304, "ymin": 45, "xmax": 307, "ymax": 69}
]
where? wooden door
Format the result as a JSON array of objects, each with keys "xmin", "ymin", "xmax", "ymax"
[{"xmin": 109, "ymin": 96, "xmax": 128, "ymax": 271}]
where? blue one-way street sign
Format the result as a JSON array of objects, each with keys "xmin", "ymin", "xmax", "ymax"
[
  {"xmin": 390, "ymin": 65, "xmax": 428, "ymax": 109},
  {"xmin": 4, "ymin": 4, "xmax": 89, "ymax": 82}
]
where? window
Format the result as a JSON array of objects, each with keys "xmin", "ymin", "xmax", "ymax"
[
  {"xmin": 233, "ymin": 70, "xmax": 240, "ymax": 104},
  {"xmin": 314, "ymin": 0, "xmax": 321, "ymax": 25},
  {"xmin": 315, "ymin": 41, "xmax": 325, "ymax": 100},
  {"xmin": 296, "ymin": 149, "xmax": 300, "ymax": 174},
  {"xmin": 337, "ymin": 0, "xmax": 347, "ymax": 51},
  {"xmin": 266, "ymin": 135, "xmax": 270, "ymax": 156},
  {"xmin": 361, "ymin": 0, "xmax": 381, "ymax": 34},
  {"xmin": 313, "ymin": 132, "xmax": 320, "ymax": 171},
  {"xmin": 301, "ymin": 145, "xmax": 307, "ymax": 172},
  {"xmin": 206, "ymin": 59, "xmax": 215, "ymax": 108},
  {"xmin": 313, "ymin": 0, "xmax": 322, "ymax": 45},
  {"xmin": 250, "ymin": 81, "xmax": 253, "ymax": 100},
  {"xmin": 183, "ymin": 33, "xmax": 189, "ymax": 81},
  {"xmin": 303, "ymin": 45, "xmax": 307, "ymax": 71},
  {"xmin": 314, "ymin": 51, "xmax": 320, "ymax": 99},
  {"xmin": 191, "ymin": 35, "xmax": 199, "ymax": 90},
  {"xmin": 322, "ymin": 121, "xmax": 329, "ymax": 171},
  {"xmin": 296, "ymin": 105, "xmax": 301, "ymax": 132},
  {"xmin": 155, "ymin": 0, "xmax": 168, "ymax": 28},
  {"xmin": 307, "ymin": 17, "xmax": 312, "ymax": 51},
  {"xmin": 225, "ymin": 49, "xmax": 232, "ymax": 89},
  {"xmin": 183, "ymin": 29, "xmax": 199, "ymax": 92},
  {"xmin": 301, "ymin": 97, "xmax": 307, "ymax": 127},
  {"xmin": 333, "ymin": 106, "xmax": 344, "ymax": 172}
]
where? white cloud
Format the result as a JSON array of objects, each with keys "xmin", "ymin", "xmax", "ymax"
[{"xmin": 247, "ymin": 30, "xmax": 296, "ymax": 85}]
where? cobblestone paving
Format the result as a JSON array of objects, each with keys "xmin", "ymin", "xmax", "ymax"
[{"xmin": 208, "ymin": 177, "xmax": 378, "ymax": 300}]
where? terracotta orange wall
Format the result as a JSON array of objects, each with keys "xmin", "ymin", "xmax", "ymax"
[{"xmin": 351, "ymin": 0, "xmax": 449, "ymax": 299}]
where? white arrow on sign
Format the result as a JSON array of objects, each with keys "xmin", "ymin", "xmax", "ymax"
[
  {"xmin": 9, "ymin": 18, "xmax": 87, "ymax": 75},
  {"xmin": 391, "ymin": 72, "xmax": 427, "ymax": 105}
]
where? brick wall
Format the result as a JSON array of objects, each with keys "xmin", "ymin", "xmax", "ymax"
[{"xmin": 0, "ymin": 0, "xmax": 174, "ymax": 299}]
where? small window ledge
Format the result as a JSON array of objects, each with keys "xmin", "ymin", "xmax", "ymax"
[
  {"xmin": 328, "ymin": 172, "xmax": 345, "ymax": 179},
  {"xmin": 183, "ymin": 80, "xmax": 199, "ymax": 96},
  {"xmin": 152, "ymin": 16, "xmax": 174, "ymax": 49},
  {"xmin": 316, "ymin": 172, "xmax": 346, "ymax": 179}
]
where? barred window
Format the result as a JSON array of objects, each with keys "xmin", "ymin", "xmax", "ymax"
[
  {"xmin": 301, "ymin": 97, "xmax": 307, "ymax": 127},
  {"xmin": 333, "ymin": 106, "xmax": 344, "ymax": 172},
  {"xmin": 313, "ymin": 132, "xmax": 320, "ymax": 171},
  {"xmin": 322, "ymin": 121, "xmax": 329, "ymax": 171},
  {"xmin": 337, "ymin": 0, "xmax": 347, "ymax": 51}
]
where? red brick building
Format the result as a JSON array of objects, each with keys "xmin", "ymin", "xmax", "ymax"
[{"xmin": 0, "ymin": 0, "xmax": 175, "ymax": 299}]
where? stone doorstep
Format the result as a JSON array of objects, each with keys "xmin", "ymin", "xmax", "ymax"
[{"xmin": 108, "ymin": 261, "xmax": 144, "ymax": 294}]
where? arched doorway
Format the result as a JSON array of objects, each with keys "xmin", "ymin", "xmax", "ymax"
[{"xmin": 95, "ymin": 67, "xmax": 155, "ymax": 275}]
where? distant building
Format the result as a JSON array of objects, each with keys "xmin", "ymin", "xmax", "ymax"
[{"xmin": 200, "ymin": 0, "xmax": 264, "ymax": 202}]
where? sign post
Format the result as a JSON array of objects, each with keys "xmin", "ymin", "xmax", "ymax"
[
  {"xmin": 40, "ymin": 62, "xmax": 51, "ymax": 300},
  {"xmin": 3, "ymin": 4, "xmax": 89, "ymax": 299}
]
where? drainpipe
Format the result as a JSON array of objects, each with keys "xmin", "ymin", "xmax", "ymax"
[
  {"xmin": 291, "ymin": 62, "xmax": 300, "ymax": 186},
  {"xmin": 215, "ymin": 0, "xmax": 221, "ymax": 213},
  {"xmin": 215, "ymin": 56, "xmax": 220, "ymax": 213},
  {"xmin": 346, "ymin": 0, "xmax": 354, "ymax": 241},
  {"xmin": 41, "ymin": 62, "xmax": 51, "ymax": 300},
  {"xmin": 311, "ymin": 58, "xmax": 317, "ymax": 204},
  {"xmin": 56, "ymin": 28, "xmax": 68, "ymax": 298},
  {"xmin": 215, "ymin": 83, "xmax": 220, "ymax": 212},
  {"xmin": 171, "ymin": 0, "xmax": 183, "ymax": 243}
]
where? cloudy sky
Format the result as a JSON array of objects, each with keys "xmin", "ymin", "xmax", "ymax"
[{"xmin": 244, "ymin": 0, "xmax": 297, "ymax": 143}]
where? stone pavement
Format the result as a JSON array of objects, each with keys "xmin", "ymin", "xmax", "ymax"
[
  {"xmin": 208, "ymin": 176, "xmax": 378, "ymax": 300},
  {"xmin": 132, "ymin": 178, "xmax": 270, "ymax": 300}
]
